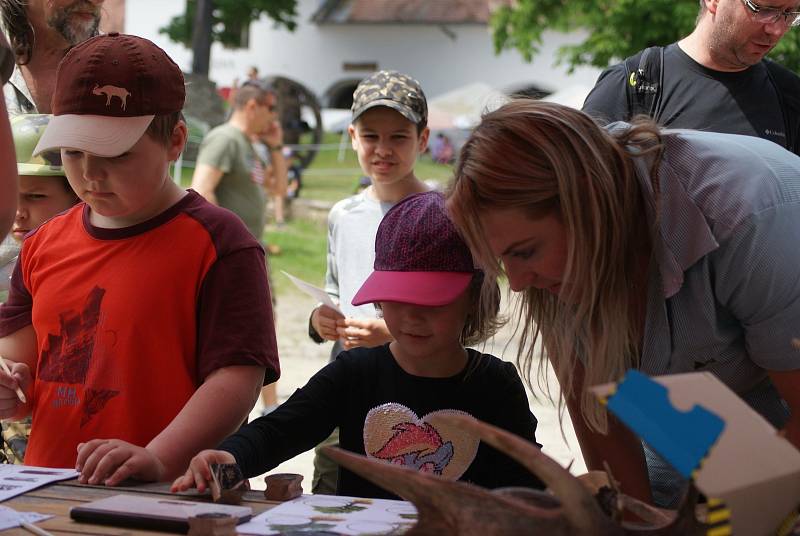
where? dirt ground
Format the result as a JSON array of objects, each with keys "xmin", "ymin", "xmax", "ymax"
[{"xmin": 247, "ymin": 290, "xmax": 586, "ymax": 491}]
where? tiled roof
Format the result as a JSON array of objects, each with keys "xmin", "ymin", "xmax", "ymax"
[{"xmin": 312, "ymin": 0, "xmax": 507, "ymax": 24}]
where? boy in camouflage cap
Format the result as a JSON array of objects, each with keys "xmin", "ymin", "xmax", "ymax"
[{"xmin": 307, "ymin": 70, "xmax": 431, "ymax": 493}]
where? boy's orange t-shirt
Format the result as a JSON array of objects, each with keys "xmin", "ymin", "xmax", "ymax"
[{"xmin": 0, "ymin": 191, "xmax": 279, "ymax": 468}]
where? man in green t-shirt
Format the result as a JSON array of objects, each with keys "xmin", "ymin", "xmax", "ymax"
[{"xmin": 192, "ymin": 81, "xmax": 285, "ymax": 241}]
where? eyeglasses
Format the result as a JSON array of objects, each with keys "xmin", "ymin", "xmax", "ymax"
[{"xmin": 740, "ymin": 0, "xmax": 800, "ymax": 26}]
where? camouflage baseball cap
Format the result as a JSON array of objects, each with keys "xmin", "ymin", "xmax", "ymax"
[
  {"xmin": 351, "ymin": 70, "xmax": 428, "ymax": 126},
  {"xmin": 11, "ymin": 114, "xmax": 64, "ymax": 176}
]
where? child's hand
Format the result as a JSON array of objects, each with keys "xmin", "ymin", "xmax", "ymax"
[
  {"xmin": 0, "ymin": 361, "xmax": 31, "ymax": 419},
  {"xmin": 311, "ymin": 305, "xmax": 344, "ymax": 341},
  {"xmin": 76, "ymin": 439, "xmax": 165, "ymax": 487},
  {"xmin": 171, "ymin": 450, "xmax": 236, "ymax": 493},
  {"xmin": 337, "ymin": 318, "xmax": 392, "ymax": 350}
]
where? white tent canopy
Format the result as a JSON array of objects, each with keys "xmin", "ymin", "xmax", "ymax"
[{"xmin": 427, "ymin": 82, "xmax": 509, "ymax": 130}]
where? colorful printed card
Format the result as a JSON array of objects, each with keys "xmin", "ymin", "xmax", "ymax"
[{"xmin": 237, "ymin": 494, "xmax": 417, "ymax": 535}]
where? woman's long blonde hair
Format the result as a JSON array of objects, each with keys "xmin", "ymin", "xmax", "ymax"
[{"xmin": 447, "ymin": 100, "xmax": 663, "ymax": 432}]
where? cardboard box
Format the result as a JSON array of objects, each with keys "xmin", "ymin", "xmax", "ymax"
[{"xmin": 593, "ymin": 371, "xmax": 800, "ymax": 536}]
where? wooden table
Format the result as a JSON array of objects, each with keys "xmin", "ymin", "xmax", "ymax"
[{"xmin": 0, "ymin": 479, "xmax": 279, "ymax": 535}]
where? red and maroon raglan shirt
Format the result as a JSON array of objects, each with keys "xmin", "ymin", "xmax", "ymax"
[{"xmin": 0, "ymin": 190, "xmax": 279, "ymax": 468}]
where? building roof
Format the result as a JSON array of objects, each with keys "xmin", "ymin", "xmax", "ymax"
[{"xmin": 312, "ymin": 0, "xmax": 505, "ymax": 24}]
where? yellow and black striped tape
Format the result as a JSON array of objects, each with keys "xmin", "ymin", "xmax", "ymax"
[{"xmin": 706, "ymin": 498, "xmax": 732, "ymax": 536}]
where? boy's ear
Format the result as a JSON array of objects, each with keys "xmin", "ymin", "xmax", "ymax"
[
  {"xmin": 417, "ymin": 126, "xmax": 431, "ymax": 153},
  {"xmin": 168, "ymin": 120, "xmax": 188, "ymax": 162},
  {"xmin": 348, "ymin": 124, "xmax": 358, "ymax": 151}
]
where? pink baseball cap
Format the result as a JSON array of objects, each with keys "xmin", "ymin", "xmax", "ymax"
[
  {"xmin": 352, "ymin": 192, "xmax": 476, "ymax": 307},
  {"xmin": 33, "ymin": 33, "xmax": 185, "ymax": 158}
]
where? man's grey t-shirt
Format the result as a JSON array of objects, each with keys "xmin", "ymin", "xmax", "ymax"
[{"xmin": 197, "ymin": 123, "xmax": 266, "ymax": 241}]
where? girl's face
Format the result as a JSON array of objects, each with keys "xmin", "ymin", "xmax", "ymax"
[
  {"xmin": 381, "ymin": 287, "xmax": 471, "ymax": 370},
  {"xmin": 479, "ymin": 207, "xmax": 569, "ymax": 297},
  {"xmin": 12, "ymin": 175, "xmax": 77, "ymax": 242}
]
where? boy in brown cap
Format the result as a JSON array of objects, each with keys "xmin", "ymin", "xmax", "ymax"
[{"xmin": 0, "ymin": 33, "xmax": 279, "ymax": 485}]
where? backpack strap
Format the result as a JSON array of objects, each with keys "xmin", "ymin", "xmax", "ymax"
[{"xmin": 623, "ymin": 46, "xmax": 665, "ymax": 120}]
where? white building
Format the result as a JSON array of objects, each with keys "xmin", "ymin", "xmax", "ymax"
[{"xmin": 123, "ymin": 0, "xmax": 600, "ymax": 106}]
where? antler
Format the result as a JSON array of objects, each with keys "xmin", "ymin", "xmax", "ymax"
[{"xmin": 322, "ymin": 414, "xmax": 709, "ymax": 535}]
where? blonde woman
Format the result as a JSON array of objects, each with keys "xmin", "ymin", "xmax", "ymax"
[{"xmin": 447, "ymin": 99, "xmax": 800, "ymax": 507}]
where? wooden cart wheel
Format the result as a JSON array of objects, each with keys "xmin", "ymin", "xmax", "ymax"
[{"xmin": 264, "ymin": 75, "xmax": 323, "ymax": 169}]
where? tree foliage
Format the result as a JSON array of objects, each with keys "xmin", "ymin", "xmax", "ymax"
[
  {"xmin": 491, "ymin": 0, "xmax": 800, "ymax": 72},
  {"xmin": 160, "ymin": 0, "xmax": 298, "ymax": 49}
]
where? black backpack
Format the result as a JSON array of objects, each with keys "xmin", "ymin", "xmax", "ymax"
[
  {"xmin": 623, "ymin": 46, "xmax": 665, "ymax": 119},
  {"xmin": 622, "ymin": 45, "xmax": 800, "ymax": 154}
]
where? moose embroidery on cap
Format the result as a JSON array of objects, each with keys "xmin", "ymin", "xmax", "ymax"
[{"xmin": 92, "ymin": 84, "xmax": 131, "ymax": 111}]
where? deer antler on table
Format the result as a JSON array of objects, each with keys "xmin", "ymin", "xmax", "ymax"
[{"xmin": 323, "ymin": 414, "xmax": 707, "ymax": 536}]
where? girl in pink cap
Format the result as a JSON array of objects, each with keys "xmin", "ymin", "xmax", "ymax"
[{"xmin": 173, "ymin": 191, "xmax": 544, "ymax": 499}]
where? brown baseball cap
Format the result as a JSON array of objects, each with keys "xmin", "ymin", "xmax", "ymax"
[{"xmin": 34, "ymin": 33, "xmax": 185, "ymax": 158}]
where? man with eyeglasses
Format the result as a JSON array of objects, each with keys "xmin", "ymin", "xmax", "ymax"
[
  {"xmin": 192, "ymin": 80, "xmax": 284, "ymax": 242},
  {"xmin": 583, "ymin": 0, "xmax": 800, "ymax": 156}
]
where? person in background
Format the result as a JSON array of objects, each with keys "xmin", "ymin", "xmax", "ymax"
[
  {"xmin": 285, "ymin": 148, "xmax": 302, "ymax": 201},
  {"xmin": 0, "ymin": 31, "xmax": 18, "ymax": 241},
  {"xmin": 192, "ymin": 79, "xmax": 284, "ymax": 413},
  {"xmin": 583, "ymin": 0, "xmax": 800, "ymax": 155},
  {"xmin": 1, "ymin": 0, "xmax": 105, "ymax": 114}
]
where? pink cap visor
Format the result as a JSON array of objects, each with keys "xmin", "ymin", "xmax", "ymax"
[{"xmin": 352, "ymin": 271, "xmax": 473, "ymax": 307}]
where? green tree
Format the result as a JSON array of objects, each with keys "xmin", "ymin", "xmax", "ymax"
[
  {"xmin": 491, "ymin": 0, "xmax": 800, "ymax": 72},
  {"xmin": 160, "ymin": 0, "xmax": 298, "ymax": 75}
]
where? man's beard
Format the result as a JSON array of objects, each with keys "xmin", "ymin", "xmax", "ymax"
[{"xmin": 47, "ymin": 1, "xmax": 101, "ymax": 46}]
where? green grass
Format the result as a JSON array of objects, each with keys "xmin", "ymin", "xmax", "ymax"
[{"xmin": 263, "ymin": 218, "xmax": 328, "ymax": 297}]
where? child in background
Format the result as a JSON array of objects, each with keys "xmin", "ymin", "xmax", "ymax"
[
  {"xmin": 172, "ymin": 191, "xmax": 543, "ymax": 499},
  {"xmin": 0, "ymin": 34, "xmax": 278, "ymax": 483},
  {"xmin": 1, "ymin": 115, "xmax": 78, "ymax": 298},
  {"xmin": 307, "ymin": 71, "xmax": 432, "ymax": 492},
  {"xmin": 9, "ymin": 114, "xmax": 78, "ymax": 244},
  {"xmin": 0, "ymin": 114, "xmax": 79, "ymax": 464}
]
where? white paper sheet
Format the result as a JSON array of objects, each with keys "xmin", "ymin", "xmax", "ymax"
[
  {"xmin": 0, "ymin": 505, "xmax": 51, "ymax": 531},
  {"xmin": 281, "ymin": 271, "xmax": 344, "ymax": 316},
  {"xmin": 237, "ymin": 494, "xmax": 417, "ymax": 535},
  {"xmin": 0, "ymin": 465, "xmax": 78, "ymax": 503}
]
